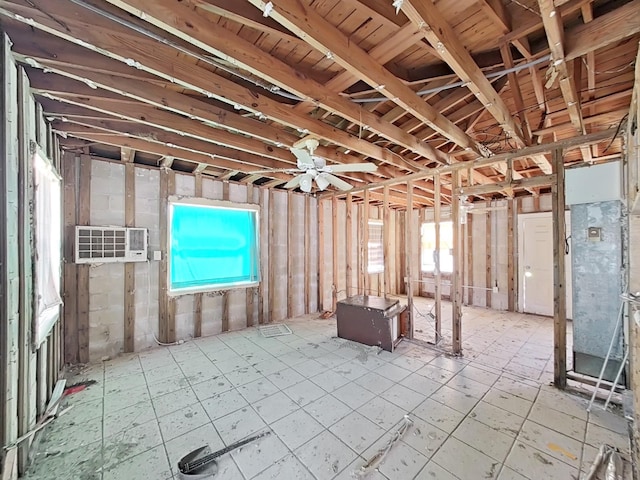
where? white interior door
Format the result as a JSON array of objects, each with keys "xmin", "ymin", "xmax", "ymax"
[{"xmin": 518, "ymin": 212, "xmax": 573, "ymax": 318}]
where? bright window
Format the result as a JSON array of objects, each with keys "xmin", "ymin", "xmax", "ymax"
[
  {"xmin": 421, "ymin": 221, "xmax": 454, "ymax": 273},
  {"xmin": 368, "ymin": 220, "xmax": 384, "ymax": 273},
  {"xmin": 34, "ymin": 149, "xmax": 63, "ymax": 346},
  {"xmin": 169, "ymin": 199, "xmax": 260, "ymax": 293}
]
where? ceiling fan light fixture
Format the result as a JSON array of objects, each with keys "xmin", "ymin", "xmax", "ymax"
[
  {"xmin": 300, "ymin": 174, "xmax": 313, "ymax": 193},
  {"xmin": 315, "ymin": 173, "xmax": 330, "ymax": 191}
]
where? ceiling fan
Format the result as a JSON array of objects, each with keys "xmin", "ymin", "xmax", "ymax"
[
  {"xmin": 250, "ymin": 138, "xmax": 378, "ymax": 193},
  {"xmin": 458, "ymin": 195, "xmax": 506, "ymax": 223}
]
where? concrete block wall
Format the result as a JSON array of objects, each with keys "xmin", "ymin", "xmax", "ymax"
[{"xmin": 84, "ymin": 160, "xmax": 318, "ymax": 361}]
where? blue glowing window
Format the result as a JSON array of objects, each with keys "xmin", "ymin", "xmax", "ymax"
[{"xmin": 169, "ymin": 201, "xmax": 260, "ymax": 293}]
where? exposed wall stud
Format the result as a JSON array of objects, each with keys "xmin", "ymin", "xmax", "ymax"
[{"xmin": 552, "ymin": 148, "xmax": 567, "ymax": 389}]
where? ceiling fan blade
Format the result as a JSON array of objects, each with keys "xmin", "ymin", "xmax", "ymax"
[
  {"xmin": 291, "ymin": 147, "xmax": 315, "ymax": 169},
  {"xmin": 284, "ymin": 175, "xmax": 303, "ymax": 189},
  {"xmin": 324, "ymin": 162, "xmax": 378, "ymax": 173},
  {"xmin": 319, "ymin": 173, "xmax": 353, "ymax": 191},
  {"xmin": 246, "ymin": 168, "xmax": 297, "ymax": 174}
]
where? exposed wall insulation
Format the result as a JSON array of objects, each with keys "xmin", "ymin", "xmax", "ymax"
[
  {"xmin": 1, "ymin": 32, "xmax": 63, "ymax": 475},
  {"xmin": 70, "ymin": 161, "xmax": 318, "ymax": 361}
]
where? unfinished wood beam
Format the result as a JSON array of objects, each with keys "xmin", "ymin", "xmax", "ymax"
[
  {"xmin": 158, "ymin": 168, "xmax": 175, "ymax": 343},
  {"xmin": 406, "ymin": 181, "xmax": 414, "ymax": 339},
  {"xmin": 246, "ymin": 0, "xmax": 485, "ymax": 157},
  {"xmin": 552, "ymin": 148, "xmax": 567, "ymax": 389},
  {"xmin": 345, "ymin": 194, "xmax": 353, "ymax": 298},
  {"xmin": 318, "ymin": 198, "xmax": 325, "ymax": 311},
  {"xmin": 194, "ymin": 173, "xmax": 203, "ymax": 337},
  {"xmin": 246, "ymin": 183, "xmax": 255, "ymax": 327},
  {"xmin": 466, "ymin": 212, "xmax": 473, "ymax": 306},
  {"xmin": 434, "ymin": 174, "xmax": 442, "ymax": 342},
  {"xmin": 258, "ymin": 188, "xmax": 266, "ymax": 324},
  {"xmin": 62, "ymin": 153, "xmax": 78, "ymax": 364},
  {"xmin": 363, "ymin": 189, "xmax": 370, "ymax": 296},
  {"xmin": 120, "ymin": 146, "xmax": 134, "ymax": 163},
  {"xmin": 538, "ymin": 0, "xmax": 586, "ymax": 137},
  {"xmin": 486, "ymin": 207, "xmax": 492, "ymax": 309},
  {"xmin": 383, "ymin": 186, "xmax": 390, "ymax": 297},
  {"xmin": 77, "ymin": 154, "xmax": 91, "ymax": 362},
  {"xmin": 332, "ymin": 196, "xmax": 339, "ymax": 311},
  {"xmin": 124, "ymin": 160, "xmax": 135, "ymax": 352},
  {"xmin": 451, "ymin": 171, "xmax": 462, "ymax": 354},
  {"xmin": 1, "ymin": 4, "xmax": 411, "ymax": 178},
  {"xmin": 304, "ymin": 194, "xmax": 311, "ymax": 314},
  {"xmin": 101, "ymin": 0, "xmax": 447, "ymax": 169},
  {"xmin": 289, "ymin": 191, "xmax": 295, "ymax": 318},
  {"xmin": 323, "ymin": 129, "xmax": 616, "ymax": 198},
  {"xmin": 507, "ymin": 198, "xmax": 516, "ymax": 312}
]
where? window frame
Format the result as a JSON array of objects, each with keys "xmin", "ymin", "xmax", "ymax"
[
  {"xmin": 33, "ymin": 146, "xmax": 63, "ymax": 347},
  {"xmin": 420, "ymin": 221, "xmax": 454, "ymax": 274},
  {"xmin": 367, "ymin": 219, "xmax": 384, "ymax": 274},
  {"xmin": 167, "ymin": 196, "xmax": 260, "ymax": 295}
]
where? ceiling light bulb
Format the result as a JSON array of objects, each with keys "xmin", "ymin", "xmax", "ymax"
[
  {"xmin": 263, "ymin": 1, "xmax": 273, "ymax": 17},
  {"xmin": 392, "ymin": 0, "xmax": 404, "ymax": 14}
]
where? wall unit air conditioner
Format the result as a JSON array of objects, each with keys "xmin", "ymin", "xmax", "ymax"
[{"xmin": 75, "ymin": 226, "xmax": 148, "ymax": 264}]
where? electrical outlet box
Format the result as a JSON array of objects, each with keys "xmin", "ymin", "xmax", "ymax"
[
  {"xmin": 588, "ymin": 227, "xmax": 602, "ymax": 242},
  {"xmin": 153, "ymin": 250, "xmax": 162, "ymax": 261}
]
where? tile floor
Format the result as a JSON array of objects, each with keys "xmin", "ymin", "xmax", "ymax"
[{"xmin": 25, "ymin": 304, "xmax": 630, "ymax": 480}]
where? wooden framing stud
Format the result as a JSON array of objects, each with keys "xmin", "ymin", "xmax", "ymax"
[{"xmin": 552, "ymin": 148, "xmax": 567, "ymax": 389}]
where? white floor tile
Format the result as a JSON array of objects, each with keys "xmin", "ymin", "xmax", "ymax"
[
  {"xmin": 230, "ymin": 433, "xmax": 289, "ymax": 479},
  {"xmin": 329, "ymin": 411, "xmax": 386, "ymax": 454},
  {"xmin": 201, "ymin": 389, "xmax": 248, "ymax": 421},
  {"xmin": 332, "ymin": 382, "xmax": 377, "ymax": 410},
  {"xmin": 295, "ymin": 430, "xmax": 358, "ymax": 480},
  {"xmin": 432, "ymin": 436, "xmax": 501, "ymax": 480},
  {"xmin": 270, "ymin": 409, "xmax": 324, "ymax": 450},
  {"xmin": 254, "ymin": 391, "xmax": 301, "ymax": 424},
  {"xmin": 283, "ymin": 379, "xmax": 327, "ymax": 406},
  {"xmin": 303, "ymin": 394, "xmax": 352, "ymax": 428},
  {"xmin": 213, "ymin": 406, "xmax": 267, "ymax": 445}
]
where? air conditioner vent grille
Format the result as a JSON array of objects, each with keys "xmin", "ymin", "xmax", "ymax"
[{"xmin": 75, "ymin": 226, "xmax": 147, "ymax": 263}]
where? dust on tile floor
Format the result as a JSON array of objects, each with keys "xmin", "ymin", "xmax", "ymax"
[{"xmin": 25, "ymin": 307, "xmax": 630, "ymax": 480}]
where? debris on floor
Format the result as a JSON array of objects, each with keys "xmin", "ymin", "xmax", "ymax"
[
  {"xmin": 354, "ymin": 415, "xmax": 413, "ymax": 477},
  {"xmin": 584, "ymin": 444, "xmax": 626, "ymax": 480},
  {"xmin": 178, "ymin": 430, "xmax": 271, "ymax": 477}
]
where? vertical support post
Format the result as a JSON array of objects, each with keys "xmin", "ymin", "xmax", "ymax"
[
  {"xmin": 345, "ymin": 193, "xmax": 353, "ymax": 297},
  {"xmin": 268, "ymin": 189, "xmax": 275, "ymax": 322},
  {"xmin": 62, "ymin": 154, "xmax": 78, "ymax": 364},
  {"xmin": 124, "ymin": 161, "xmax": 135, "ymax": 353},
  {"xmin": 417, "ymin": 208, "xmax": 425, "ymax": 298},
  {"xmin": 288, "ymin": 191, "xmax": 295, "ymax": 318},
  {"xmin": 194, "ymin": 173, "xmax": 203, "ymax": 336},
  {"xmin": 466, "ymin": 214, "xmax": 473, "ymax": 305},
  {"xmin": 383, "ymin": 186, "xmax": 390, "ymax": 297},
  {"xmin": 552, "ymin": 148, "xmax": 567, "ymax": 389},
  {"xmin": 507, "ymin": 197, "xmax": 516, "ymax": 312},
  {"xmin": 332, "ymin": 195, "xmax": 339, "ymax": 311},
  {"xmin": 222, "ymin": 181, "xmax": 230, "ymax": 330},
  {"xmin": 357, "ymin": 202, "xmax": 363, "ymax": 295},
  {"xmin": 318, "ymin": 198, "xmax": 325, "ymax": 311},
  {"xmin": 434, "ymin": 174, "xmax": 442, "ymax": 342},
  {"xmin": 486, "ymin": 203, "xmax": 492, "ymax": 308},
  {"xmin": 246, "ymin": 183, "xmax": 255, "ymax": 327},
  {"xmin": 304, "ymin": 194, "xmax": 310, "ymax": 314},
  {"xmin": 451, "ymin": 171, "xmax": 463, "ymax": 354},
  {"xmin": 363, "ymin": 190, "xmax": 370, "ymax": 295},
  {"xmin": 258, "ymin": 188, "xmax": 266, "ymax": 324},
  {"xmin": 406, "ymin": 181, "xmax": 414, "ymax": 339},
  {"xmin": 77, "ymin": 154, "xmax": 91, "ymax": 362}
]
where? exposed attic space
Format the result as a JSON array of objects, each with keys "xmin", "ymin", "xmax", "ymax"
[{"xmin": 1, "ymin": 0, "xmax": 640, "ymax": 479}]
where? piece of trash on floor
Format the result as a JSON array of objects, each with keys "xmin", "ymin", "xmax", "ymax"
[
  {"xmin": 547, "ymin": 442, "xmax": 577, "ymax": 460},
  {"xmin": 584, "ymin": 444, "xmax": 624, "ymax": 480},
  {"xmin": 353, "ymin": 415, "xmax": 413, "ymax": 477},
  {"xmin": 64, "ymin": 379, "xmax": 98, "ymax": 396},
  {"xmin": 178, "ymin": 430, "xmax": 271, "ymax": 478}
]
